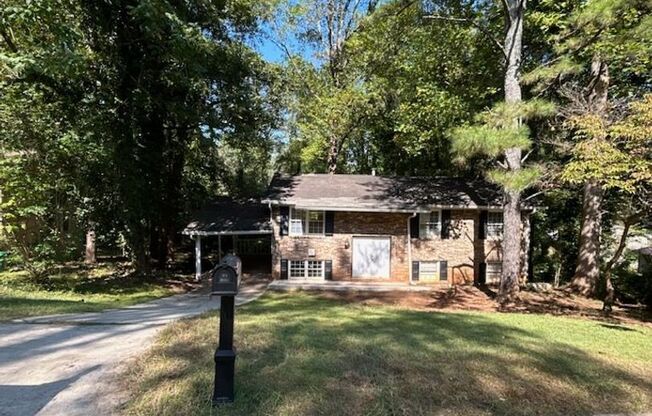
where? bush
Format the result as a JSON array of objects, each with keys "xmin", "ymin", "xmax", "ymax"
[{"xmin": 611, "ymin": 254, "xmax": 652, "ymax": 308}]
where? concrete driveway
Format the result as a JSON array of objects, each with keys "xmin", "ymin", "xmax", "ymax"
[{"xmin": 0, "ymin": 281, "xmax": 267, "ymax": 416}]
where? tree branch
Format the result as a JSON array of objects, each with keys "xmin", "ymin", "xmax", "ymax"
[
  {"xmin": 422, "ymin": 14, "xmax": 507, "ymax": 61},
  {"xmin": 604, "ymin": 213, "xmax": 642, "ymax": 274},
  {"xmin": 0, "ymin": 27, "xmax": 18, "ymax": 53}
]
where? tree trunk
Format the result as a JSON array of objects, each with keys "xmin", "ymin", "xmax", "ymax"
[
  {"xmin": 570, "ymin": 57, "xmax": 610, "ymax": 297},
  {"xmin": 520, "ymin": 212, "xmax": 531, "ymax": 284},
  {"xmin": 85, "ymin": 229, "xmax": 96, "ymax": 264},
  {"xmin": 570, "ymin": 180, "xmax": 603, "ymax": 296},
  {"xmin": 327, "ymin": 135, "xmax": 340, "ymax": 174},
  {"xmin": 602, "ymin": 215, "xmax": 638, "ymax": 313},
  {"xmin": 498, "ymin": 0, "xmax": 526, "ymax": 303}
]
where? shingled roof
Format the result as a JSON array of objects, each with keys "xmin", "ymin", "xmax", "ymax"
[
  {"xmin": 183, "ymin": 198, "xmax": 271, "ymax": 235},
  {"xmin": 263, "ymin": 174, "xmax": 504, "ymax": 211}
]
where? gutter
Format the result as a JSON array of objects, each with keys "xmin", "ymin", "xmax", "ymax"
[{"xmin": 407, "ymin": 212, "xmax": 417, "ymax": 286}]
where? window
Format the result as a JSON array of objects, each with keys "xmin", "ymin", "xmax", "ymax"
[
  {"xmin": 289, "ymin": 260, "xmax": 306, "ymax": 278},
  {"xmin": 307, "ymin": 211, "xmax": 325, "ymax": 235},
  {"xmin": 419, "ymin": 211, "xmax": 441, "ymax": 239},
  {"xmin": 289, "ymin": 260, "xmax": 324, "ymax": 279},
  {"xmin": 290, "ymin": 209, "xmax": 306, "ymax": 235},
  {"xmin": 290, "ymin": 209, "xmax": 325, "ymax": 236},
  {"xmin": 486, "ymin": 211, "xmax": 503, "ymax": 238},
  {"xmin": 307, "ymin": 260, "xmax": 324, "ymax": 278},
  {"xmin": 486, "ymin": 262, "xmax": 502, "ymax": 284},
  {"xmin": 419, "ymin": 261, "xmax": 440, "ymax": 281}
]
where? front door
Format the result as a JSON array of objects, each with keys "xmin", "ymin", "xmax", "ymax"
[{"xmin": 352, "ymin": 237, "xmax": 391, "ymax": 278}]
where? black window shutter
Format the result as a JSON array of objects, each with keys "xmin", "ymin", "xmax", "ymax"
[
  {"xmin": 441, "ymin": 210, "xmax": 452, "ymax": 239},
  {"xmin": 279, "ymin": 206, "xmax": 289, "ymax": 236},
  {"xmin": 410, "ymin": 215, "xmax": 420, "ymax": 239},
  {"xmin": 325, "ymin": 211, "xmax": 335, "ymax": 236},
  {"xmin": 280, "ymin": 259, "xmax": 288, "ymax": 280},
  {"xmin": 412, "ymin": 261, "xmax": 420, "ymax": 281},
  {"xmin": 478, "ymin": 262, "xmax": 487, "ymax": 285},
  {"xmin": 439, "ymin": 260, "xmax": 448, "ymax": 281},
  {"xmin": 479, "ymin": 210, "xmax": 488, "ymax": 240},
  {"xmin": 324, "ymin": 260, "xmax": 333, "ymax": 280}
]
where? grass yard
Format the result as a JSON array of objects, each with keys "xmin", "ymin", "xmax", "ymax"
[
  {"xmin": 124, "ymin": 292, "xmax": 652, "ymax": 416},
  {"xmin": 0, "ymin": 264, "xmax": 189, "ymax": 321}
]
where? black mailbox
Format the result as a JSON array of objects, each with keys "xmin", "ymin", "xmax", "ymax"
[
  {"xmin": 211, "ymin": 264, "xmax": 239, "ymax": 295},
  {"xmin": 211, "ymin": 253, "xmax": 241, "ymax": 405}
]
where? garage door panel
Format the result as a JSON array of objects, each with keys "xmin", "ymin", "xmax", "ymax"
[{"xmin": 352, "ymin": 237, "xmax": 390, "ymax": 278}]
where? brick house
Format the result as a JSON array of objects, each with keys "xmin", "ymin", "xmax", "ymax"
[
  {"xmin": 261, "ymin": 174, "xmax": 532, "ymax": 285},
  {"xmin": 184, "ymin": 173, "xmax": 531, "ymax": 285}
]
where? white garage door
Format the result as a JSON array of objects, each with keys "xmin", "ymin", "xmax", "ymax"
[{"xmin": 352, "ymin": 237, "xmax": 391, "ymax": 278}]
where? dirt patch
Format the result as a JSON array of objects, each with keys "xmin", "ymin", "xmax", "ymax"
[{"xmin": 315, "ymin": 286, "xmax": 652, "ymax": 327}]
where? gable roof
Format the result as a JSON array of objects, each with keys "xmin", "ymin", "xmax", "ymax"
[
  {"xmin": 263, "ymin": 174, "xmax": 504, "ymax": 212},
  {"xmin": 182, "ymin": 197, "xmax": 272, "ymax": 235}
]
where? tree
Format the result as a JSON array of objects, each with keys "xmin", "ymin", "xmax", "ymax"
[
  {"xmin": 526, "ymin": 0, "xmax": 652, "ymax": 296},
  {"xmin": 1, "ymin": 0, "xmax": 280, "ymax": 275},
  {"xmin": 561, "ymin": 94, "xmax": 652, "ymax": 309},
  {"xmin": 445, "ymin": 0, "xmax": 556, "ymax": 302},
  {"xmin": 269, "ymin": 0, "xmax": 379, "ymax": 173},
  {"xmin": 275, "ymin": 0, "xmax": 503, "ymax": 176}
]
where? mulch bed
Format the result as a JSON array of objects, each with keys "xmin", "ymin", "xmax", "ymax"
[{"xmin": 315, "ymin": 285, "xmax": 652, "ymax": 327}]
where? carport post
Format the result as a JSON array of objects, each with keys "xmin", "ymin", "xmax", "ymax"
[
  {"xmin": 218, "ymin": 235, "xmax": 222, "ymax": 263},
  {"xmin": 195, "ymin": 235, "xmax": 202, "ymax": 281}
]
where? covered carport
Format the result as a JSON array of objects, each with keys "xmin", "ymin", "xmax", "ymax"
[{"xmin": 182, "ymin": 198, "xmax": 272, "ymax": 280}]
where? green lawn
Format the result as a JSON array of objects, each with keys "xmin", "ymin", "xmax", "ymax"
[
  {"xmin": 124, "ymin": 292, "xmax": 652, "ymax": 416},
  {"xmin": 0, "ymin": 265, "xmax": 182, "ymax": 321}
]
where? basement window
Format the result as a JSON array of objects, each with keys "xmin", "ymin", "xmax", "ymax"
[
  {"xmin": 419, "ymin": 261, "xmax": 440, "ymax": 281},
  {"xmin": 289, "ymin": 260, "xmax": 324, "ymax": 279}
]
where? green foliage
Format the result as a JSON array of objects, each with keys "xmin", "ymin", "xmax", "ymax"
[
  {"xmin": 561, "ymin": 139, "xmax": 647, "ymax": 191},
  {"xmin": 488, "ymin": 166, "xmax": 543, "ymax": 192},
  {"xmin": 274, "ymin": 0, "xmax": 502, "ymax": 175},
  {"xmin": 531, "ymin": 189, "xmax": 582, "ymax": 284},
  {"xmin": 561, "ymin": 95, "xmax": 652, "ymax": 192},
  {"xmin": 450, "ymin": 125, "xmax": 532, "ymax": 161},
  {"xmin": 526, "ymin": 0, "xmax": 652, "ymax": 96},
  {"xmin": 0, "ymin": 0, "xmax": 281, "ymax": 273},
  {"xmin": 449, "ymin": 100, "xmax": 554, "ymax": 192}
]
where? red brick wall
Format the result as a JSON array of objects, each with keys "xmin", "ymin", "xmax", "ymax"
[
  {"xmin": 271, "ymin": 208, "xmax": 410, "ymax": 281},
  {"xmin": 270, "ymin": 207, "xmax": 524, "ymax": 284}
]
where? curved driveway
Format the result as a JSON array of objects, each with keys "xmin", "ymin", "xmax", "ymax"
[{"xmin": 0, "ymin": 282, "xmax": 267, "ymax": 416}]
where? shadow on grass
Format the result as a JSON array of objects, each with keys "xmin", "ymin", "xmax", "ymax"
[
  {"xmin": 0, "ymin": 297, "xmax": 110, "ymax": 321},
  {"xmin": 125, "ymin": 293, "xmax": 652, "ymax": 416}
]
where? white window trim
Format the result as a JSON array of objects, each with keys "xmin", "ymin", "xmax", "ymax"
[
  {"xmin": 419, "ymin": 210, "xmax": 442, "ymax": 239},
  {"xmin": 289, "ymin": 208, "xmax": 326, "ymax": 237},
  {"xmin": 486, "ymin": 210, "xmax": 504, "ymax": 239},
  {"xmin": 289, "ymin": 260, "xmax": 325, "ymax": 279}
]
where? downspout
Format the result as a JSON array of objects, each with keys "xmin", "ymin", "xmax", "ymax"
[{"xmin": 408, "ymin": 212, "xmax": 417, "ymax": 286}]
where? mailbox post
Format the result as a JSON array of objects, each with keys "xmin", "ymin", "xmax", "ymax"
[{"xmin": 210, "ymin": 254, "xmax": 241, "ymax": 405}]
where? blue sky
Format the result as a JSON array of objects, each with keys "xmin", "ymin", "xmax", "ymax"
[{"xmin": 255, "ymin": 37, "xmax": 286, "ymax": 63}]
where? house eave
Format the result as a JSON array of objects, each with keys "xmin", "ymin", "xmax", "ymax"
[
  {"xmin": 262, "ymin": 200, "xmax": 508, "ymax": 212},
  {"xmin": 182, "ymin": 230, "xmax": 273, "ymax": 236}
]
